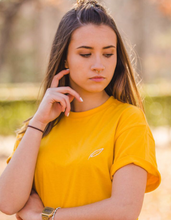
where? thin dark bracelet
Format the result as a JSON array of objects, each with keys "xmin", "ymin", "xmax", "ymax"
[{"xmin": 27, "ymin": 125, "xmax": 44, "ymax": 133}]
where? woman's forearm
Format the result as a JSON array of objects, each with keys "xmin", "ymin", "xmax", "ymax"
[
  {"xmin": 0, "ymin": 119, "xmax": 46, "ymax": 215},
  {"xmin": 50, "ymin": 197, "xmax": 136, "ymax": 220}
]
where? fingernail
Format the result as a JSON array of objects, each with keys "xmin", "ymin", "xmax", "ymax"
[
  {"xmin": 67, "ymin": 112, "xmax": 70, "ymax": 117},
  {"xmin": 66, "ymin": 68, "xmax": 70, "ymax": 71},
  {"xmin": 80, "ymin": 97, "xmax": 83, "ymax": 102}
]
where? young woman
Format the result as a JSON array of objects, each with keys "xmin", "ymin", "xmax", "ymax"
[{"xmin": 0, "ymin": 0, "xmax": 161, "ymax": 220}]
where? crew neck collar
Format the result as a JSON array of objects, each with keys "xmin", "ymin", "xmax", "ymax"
[{"xmin": 67, "ymin": 96, "xmax": 115, "ymax": 119}]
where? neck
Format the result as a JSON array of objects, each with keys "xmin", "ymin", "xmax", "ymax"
[{"xmin": 70, "ymin": 91, "xmax": 110, "ymax": 112}]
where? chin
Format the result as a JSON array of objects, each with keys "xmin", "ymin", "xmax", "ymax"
[{"xmin": 85, "ymin": 87, "xmax": 105, "ymax": 93}]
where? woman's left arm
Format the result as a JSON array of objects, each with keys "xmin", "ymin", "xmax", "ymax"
[{"xmin": 17, "ymin": 163, "xmax": 147, "ymax": 220}]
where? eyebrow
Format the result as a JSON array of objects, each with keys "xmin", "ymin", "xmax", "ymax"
[{"xmin": 76, "ymin": 45, "xmax": 116, "ymax": 49}]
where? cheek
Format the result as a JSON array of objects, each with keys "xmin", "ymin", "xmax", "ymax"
[
  {"xmin": 68, "ymin": 66, "xmax": 84, "ymax": 84},
  {"xmin": 67, "ymin": 56, "xmax": 86, "ymax": 78},
  {"xmin": 67, "ymin": 53, "xmax": 83, "ymax": 68}
]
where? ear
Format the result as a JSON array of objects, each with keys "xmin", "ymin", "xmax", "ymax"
[{"xmin": 64, "ymin": 60, "xmax": 69, "ymax": 69}]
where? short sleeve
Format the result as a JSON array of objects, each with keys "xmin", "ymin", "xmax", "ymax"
[{"xmin": 110, "ymin": 105, "xmax": 161, "ymax": 193}]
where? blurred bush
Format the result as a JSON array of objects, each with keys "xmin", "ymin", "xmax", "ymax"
[
  {"xmin": 0, "ymin": 100, "xmax": 37, "ymax": 136},
  {"xmin": 144, "ymin": 96, "xmax": 171, "ymax": 127}
]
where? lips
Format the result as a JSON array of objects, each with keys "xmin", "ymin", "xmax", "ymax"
[
  {"xmin": 90, "ymin": 76, "xmax": 105, "ymax": 79},
  {"xmin": 89, "ymin": 77, "xmax": 105, "ymax": 82}
]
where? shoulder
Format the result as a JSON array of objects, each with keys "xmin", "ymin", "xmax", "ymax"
[
  {"xmin": 111, "ymin": 99, "xmax": 153, "ymax": 139},
  {"xmin": 120, "ymin": 104, "xmax": 147, "ymax": 125},
  {"xmin": 110, "ymin": 98, "xmax": 147, "ymax": 125},
  {"xmin": 105, "ymin": 97, "xmax": 151, "ymax": 136}
]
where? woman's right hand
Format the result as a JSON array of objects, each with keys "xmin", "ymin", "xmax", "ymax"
[{"xmin": 29, "ymin": 69, "xmax": 83, "ymax": 130}]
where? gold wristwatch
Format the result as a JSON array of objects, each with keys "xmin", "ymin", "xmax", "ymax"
[{"xmin": 42, "ymin": 207, "xmax": 55, "ymax": 220}]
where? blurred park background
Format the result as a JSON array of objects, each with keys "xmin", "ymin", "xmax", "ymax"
[{"xmin": 0, "ymin": 0, "xmax": 171, "ymax": 219}]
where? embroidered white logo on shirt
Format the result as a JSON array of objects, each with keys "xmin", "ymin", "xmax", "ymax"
[{"xmin": 88, "ymin": 148, "xmax": 104, "ymax": 160}]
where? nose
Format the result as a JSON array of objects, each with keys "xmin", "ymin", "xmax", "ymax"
[
  {"xmin": 91, "ymin": 66, "xmax": 105, "ymax": 73},
  {"xmin": 91, "ymin": 57, "xmax": 105, "ymax": 73}
]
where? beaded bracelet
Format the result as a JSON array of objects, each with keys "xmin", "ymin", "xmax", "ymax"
[{"xmin": 52, "ymin": 207, "xmax": 61, "ymax": 220}]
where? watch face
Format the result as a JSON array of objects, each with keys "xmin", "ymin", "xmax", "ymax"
[{"xmin": 43, "ymin": 207, "xmax": 54, "ymax": 214}]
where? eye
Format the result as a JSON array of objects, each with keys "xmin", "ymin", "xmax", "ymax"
[
  {"xmin": 80, "ymin": 54, "xmax": 91, "ymax": 58},
  {"xmin": 104, "ymin": 54, "xmax": 114, "ymax": 58},
  {"xmin": 79, "ymin": 53, "xmax": 114, "ymax": 58}
]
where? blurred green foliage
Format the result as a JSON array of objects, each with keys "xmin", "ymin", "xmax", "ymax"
[
  {"xmin": 0, "ymin": 100, "xmax": 38, "ymax": 136},
  {"xmin": 144, "ymin": 95, "xmax": 171, "ymax": 127},
  {"xmin": 0, "ymin": 96, "xmax": 170, "ymax": 136}
]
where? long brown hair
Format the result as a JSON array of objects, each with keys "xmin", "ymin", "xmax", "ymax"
[{"xmin": 19, "ymin": 0, "xmax": 144, "ymax": 138}]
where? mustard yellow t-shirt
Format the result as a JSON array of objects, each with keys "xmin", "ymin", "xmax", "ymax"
[{"xmin": 7, "ymin": 96, "xmax": 161, "ymax": 210}]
